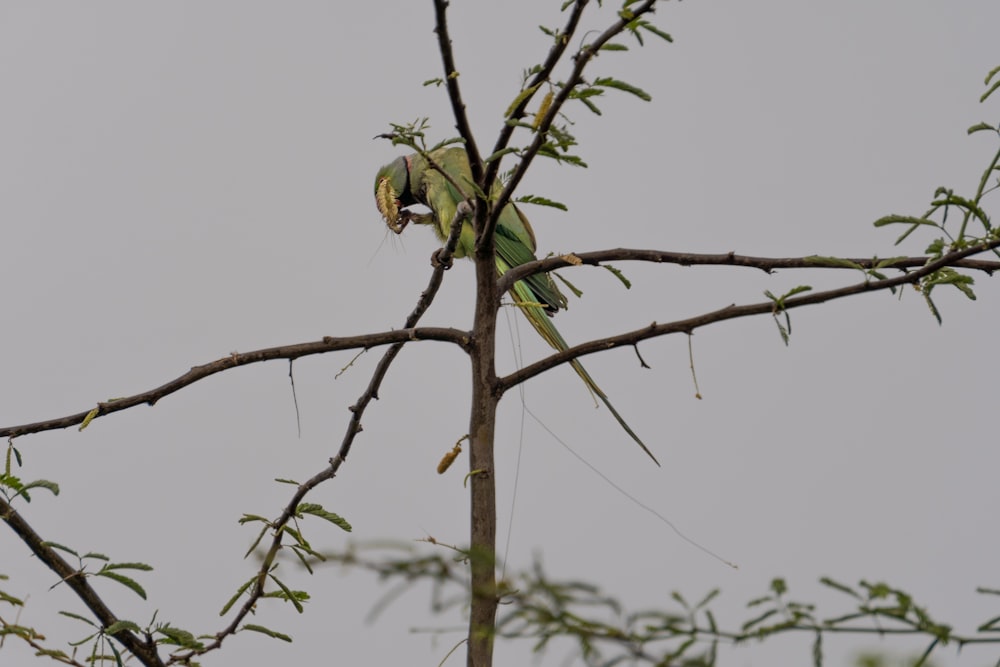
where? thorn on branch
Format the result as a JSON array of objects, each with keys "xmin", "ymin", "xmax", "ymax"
[{"xmin": 632, "ymin": 344, "xmax": 651, "ymax": 369}]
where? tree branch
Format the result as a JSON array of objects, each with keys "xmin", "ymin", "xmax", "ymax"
[
  {"xmin": 171, "ymin": 210, "xmax": 470, "ymax": 664},
  {"xmin": 498, "ymin": 240, "xmax": 1000, "ymax": 393},
  {"xmin": 485, "ymin": 0, "xmax": 661, "ymax": 246},
  {"xmin": 497, "ymin": 248, "xmax": 1000, "ymax": 294},
  {"xmin": 0, "ymin": 328, "xmax": 470, "ymax": 440},
  {"xmin": 0, "ymin": 497, "xmax": 165, "ymax": 667},
  {"xmin": 432, "ymin": 0, "xmax": 482, "ymax": 181},
  {"xmin": 481, "ymin": 0, "xmax": 590, "ymax": 189}
]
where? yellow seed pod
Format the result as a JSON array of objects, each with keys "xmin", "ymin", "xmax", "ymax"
[
  {"xmin": 533, "ymin": 90, "xmax": 554, "ymax": 130},
  {"xmin": 375, "ymin": 177, "xmax": 401, "ymax": 232},
  {"xmin": 437, "ymin": 436, "xmax": 467, "ymax": 474}
]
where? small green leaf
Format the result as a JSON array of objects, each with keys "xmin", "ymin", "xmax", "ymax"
[
  {"xmin": 219, "ymin": 577, "xmax": 255, "ymax": 616},
  {"xmin": 785, "ymin": 285, "xmax": 813, "ymax": 298},
  {"xmin": 593, "ymin": 76, "xmax": 652, "ymax": 101},
  {"xmin": 985, "ymin": 64, "xmax": 1000, "ymax": 87},
  {"xmin": 32, "ymin": 649, "xmax": 71, "ymax": 660},
  {"xmin": 552, "ymin": 271, "xmax": 583, "ymax": 298},
  {"xmin": 0, "ymin": 590, "xmax": 25, "ymax": 606},
  {"xmin": 101, "ymin": 562, "xmax": 153, "ymax": 572},
  {"xmin": 244, "ymin": 524, "xmax": 270, "ymax": 558},
  {"xmin": 925, "ymin": 238, "xmax": 946, "ymax": 255},
  {"xmin": 45, "ymin": 542, "xmax": 80, "ymax": 558},
  {"xmin": 239, "ymin": 514, "xmax": 271, "ymax": 526},
  {"xmin": 268, "ymin": 574, "xmax": 304, "ymax": 613},
  {"xmin": 981, "ymin": 78, "xmax": 1000, "ymax": 103},
  {"xmin": 156, "ymin": 624, "xmax": 204, "ymax": 649},
  {"xmin": 804, "ymin": 256, "xmax": 864, "ymax": 270},
  {"xmin": 104, "ymin": 620, "xmax": 141, "ymax": 635},
  {"xmin": 297, "ymin": 504, "xmax": 352, "ymax": 532},
  {"xmin": 873, "ymin": 214, "xmax": 937, "ymax": 228},
  {"xmin": 695, "ymin": 588, "xmax": 721, "ymax": 610},
  {"xmin": 640, "ymin": 22, "xmax": 673, "ymax": 43},
  {"xmin": 602, "ymin": 264, "xmax": 631, "ymax": 288},
  {"xmin": 515, "ymin": 195, "xmax": 568, "ymax": 211},
  {"xmin": 819, "ymin": 577, "xmax": 861, "ymax": 599},
  {"xmin": 422, "ymin": 78, "xmax": 444, "ymax": 87},
  {"xmin": 20, "ymin": 479, "xmax": 59, "ymax": 497},
  {"xmin": 922, "ymin": 290, "xmax": 942, "ymax": 324},
  {"xmin": 599, "ymin": 43, "xmax": 628, "ymax": 51},
  {"xmin": 241, "ymin": 624, "xmax": 293, "ymax": 643},
  {"xmin": 967, "ymin": 122, "xmax": 996, "ymax": 135},
  {"xmin": 429, "ymin": 136, "xmax": 465, "ymax": 152},
  {"xmin": 577, "ymin": 97, "xmax": 602, "ymax": 115},
  {"xmin": 282, "ymin": 526, "xmax": 311, "ymax": 550},
  {"xmin": 95, "ymin": 571, "xmax": 147, "ymax": 600},
  {"xmin": 59, "ymin": 610, "xmax": 97, "ymax": 626},
  {"xmin": 504, "ymin": 83, "xmax": 541, "ymax": 118},
  {"xmin": 290, "ymin": 544, "xmax": 318, "ymax": 574},
  {"xmin": 485, "ymin": 147, "xmax": 520, "ymax": 164},
  {"xmin": 0, "ymin": 473, "xmax": 23, "ymax": 492},
  {"xmin": 873, "ymin": 256, "xmax": 909, "ymax": 270},
  {"xmin": 742, "ymin": 608, "xmax": 778, "ymax": 631}
]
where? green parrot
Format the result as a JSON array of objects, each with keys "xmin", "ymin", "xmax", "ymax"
[{"xmin": 374, "ymin": 147, "xmax": 658, "ymax": 465}]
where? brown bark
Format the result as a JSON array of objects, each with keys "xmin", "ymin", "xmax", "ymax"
[{"xmin": 466, "ymin": 207, "xmax": 501, "ymax": 667}]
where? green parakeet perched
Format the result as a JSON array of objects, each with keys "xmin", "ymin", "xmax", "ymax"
[{"xmin": 374, "ymin": 147, "xmax": 658, "ymax": 465}]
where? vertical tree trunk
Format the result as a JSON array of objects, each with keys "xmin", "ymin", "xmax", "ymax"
[{"xmin": 467, "ymin": 214, "xmax": 500, "ymax": 667}]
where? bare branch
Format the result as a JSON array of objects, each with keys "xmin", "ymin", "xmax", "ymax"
[
  {"xmin": 332, "ymin": 206, "xmax": 469, "ymax": 463},
  {"xmin": 498, "ymin": 239, "xmax": 1000, "ymax": 393},
  {"xmin": 0, "ymin": 327, "xmax": 470, "ymax": 440},
  {"xmin": 432, "ymin": 0, "xmax": 482, "ymax": 180},
  {"xmin": 497, "ymin": 248, "xmax": 1000, "ymax": 294}
]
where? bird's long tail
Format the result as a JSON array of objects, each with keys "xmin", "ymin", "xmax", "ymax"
[{"xmin": 509, "ymin": 281, "xmax": 660, "ymax": 466}]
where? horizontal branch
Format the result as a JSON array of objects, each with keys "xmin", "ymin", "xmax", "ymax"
[
  {"xmin": 1, "ymin": 327, "xmax": 470, "ymax": 439},
  {"xmin": 497, "ymin": 248, "xmax": 1000, "ymax": 294},
  {"xmin": 498, "ymin": 240, "xmax": 1000, "ymax": 393}
]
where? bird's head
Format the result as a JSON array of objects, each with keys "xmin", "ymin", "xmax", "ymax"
[{"xmin": 374, "ymin": 156, "xmax": 411, "ymax": 233}]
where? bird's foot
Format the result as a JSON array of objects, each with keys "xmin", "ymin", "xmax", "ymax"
[{"xmin": 431, "ymin": 248, "xmax": 454, "ymax": 270}]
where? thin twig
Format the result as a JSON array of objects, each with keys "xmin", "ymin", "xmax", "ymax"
[{"xmin": 432, "ymin": 0, "xmax": 482, "ymax": 179}]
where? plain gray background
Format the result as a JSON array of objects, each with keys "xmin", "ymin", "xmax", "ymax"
[{"xmin": 2, "ymin": 2, "xmax": 998, "ymax": 665}]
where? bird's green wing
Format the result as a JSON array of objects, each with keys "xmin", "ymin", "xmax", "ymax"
[{"xmin": 494, "ymin": 216, "xmax": 567, "ymax": 313}]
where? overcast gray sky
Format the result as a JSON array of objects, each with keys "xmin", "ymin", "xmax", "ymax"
[{"xmin": 2, "ymin": 2, "xmax": 999, "ymax": 666}]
